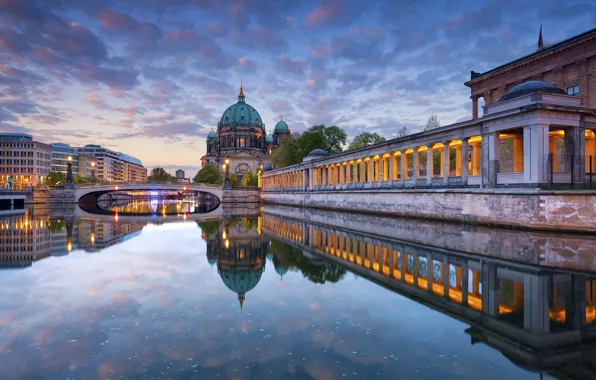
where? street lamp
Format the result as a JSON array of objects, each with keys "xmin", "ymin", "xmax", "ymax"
[
  {"xmin": 91, "ymin": 162, "xmax": 96, "ymax": 184},
  {"xmin": 66, "ymin": 156, "xmax": 73, "ymax": 185},
  {"xmin": 224, "ymin": 159, "xmax": 231, "ymax": 188}
]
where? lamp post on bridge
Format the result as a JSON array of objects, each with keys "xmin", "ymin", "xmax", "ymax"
[
  {"xmin": 223, "ymin": 159, "xmax": 231, "ymax": 189},
  {"xmin": 66, "ymin": 156, "xmax": 73, "ymax": 186},
  {"xmin": 91, "ymin": 162, "xmax": 96, "ymax": 184}
]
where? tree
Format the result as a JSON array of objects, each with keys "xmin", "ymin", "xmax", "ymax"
[
  {"xmin": 397, "ymin": 126, "xmax": 408, "ymax": 137},
  {"xmin": 269, "ymin": 125, "xmax": 348, "ymax": 168},
  {"xmin": 241, "ymin": 172, "xmax": 258, "ymax": 187},
  {"xmin": 194, "ymin": 164, "xmax": 222, "ymax": 185},
  {"xmin": 74, "ymin": 175, "xmax": 91, "ymax": 184},
  {"xmin": 148, "ymin": 167, "xmax": 172, "ymax": 181},
  {"xmin": 46, "ymin": 171, "xmax": 66, "ymax": 186},
  {"xmin": 271, "ymin": 134, "xmax": 301, "ymax": 168},
  {"xmin": 347, "ymin": 132, "xmax": 386, "ymax": 150},
  {"xmin": 424, "ymin": 115, "xmax": 441, "ymax": 131},
  {"xmin": 228, "ymin": 173, "xmax": 239, "ymax": 186}
]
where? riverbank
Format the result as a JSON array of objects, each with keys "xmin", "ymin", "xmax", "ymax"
[{"xmin": 261, "ymin": 188, "xmax": 596, "ymax": 233}]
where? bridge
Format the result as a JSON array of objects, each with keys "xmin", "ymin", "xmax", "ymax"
[{"xmin": 74, "ymin": 182, "xmax": 223, "ymax": 204}]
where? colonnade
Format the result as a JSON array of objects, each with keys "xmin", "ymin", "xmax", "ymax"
[{"xmin": 263, "ymin": 136, "xmax": 483, "ymax": 191}]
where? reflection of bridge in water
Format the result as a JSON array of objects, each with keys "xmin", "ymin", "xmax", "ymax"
[{"xmin": 261, "ymin": 206, "xmax": 596, "ymax": 378}]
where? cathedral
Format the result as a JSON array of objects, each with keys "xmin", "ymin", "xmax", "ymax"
[{"xmin": 200, "ymin": 85, "xmax": 291, "ymax": 179}]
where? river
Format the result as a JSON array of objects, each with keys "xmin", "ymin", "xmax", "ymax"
[{"xmin": 1, "ymin": 202, "xmax": 595, "ymax": 379}]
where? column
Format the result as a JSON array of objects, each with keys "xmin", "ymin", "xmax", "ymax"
[
  {"xmin": 443, "ymin": 142, "xmax": 450, "ymax": 185},
  {"xmin": 472, "ymin": 95, "xmax": 479, "ymax": 120},
  {"xmin": 442, "ymin": 257, "xmax": 450, "ymax": 298},
  {"xmin": 565, "ymin": 123, "xmax": 586, "ymax": 184},
  {"xmin": 523, "ymin": 124, "xmax": 550, "ymax": 185},
  {"xmin": 455, "ymin": 144, "xmax": 462, "ymax": 176},
  {"xmin": 523, "ymin": 274, "xmax": 550, "ymax": 333},
  {"xmin": 388, "ymin": 152, "xmax": 394, "ymax": 186},
  {"xmin": 461, "ymin": 138, "xmax": 468, "ymax": 182},
  {"xmin": 481, "ymin": 263, "xmax": 499, "ymax": 316},
  {"xmin": 513, "ymin": 135, "xmax": 523, "ymax": 172},
  {"xmin": 426, "ymin": 146, "xmax": 433, "ymax": 185},
  {"xmin": 461, "ymin": 261, "xmax": 469, "ymax": 307},
  {"xmin": 340, "ymin": 162, "xmax": 345, "ymax": 186},
  {"xmin": 309, "ymin": 166, "xmax": 314, "ymax": 190},
  {"xmin": 427, "ymin": 254, "xmax": 433, "ymax": 291},
  {"xmin": 414, "ymin": 148, "xmax": 420, "ymax": 179},
  {"xmin": 368, "ymin": 157, "xmax": 373, "ymax": 184},
  {"xmin": 378, "ymin": 156, "xmax": 383, "ymax": 185},
  {"xmin": 401, "ymin": 150, "xmax": 407, "ymax": 184},
  {"xmin": 360, "ymin": 159, "xmax": 365, "ymax": 184},
  {"xmin": 483, "ymin": 132, "xmax": 500, "ymax": 187}
]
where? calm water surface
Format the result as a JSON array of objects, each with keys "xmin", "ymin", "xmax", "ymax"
[{"xmin": 1, "ymin": 206, "xmax": 595, "ymax": 379}]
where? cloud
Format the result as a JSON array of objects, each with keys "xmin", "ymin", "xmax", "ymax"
[{"xmin": 95, "ymin": 9, "xmax": 162, "ymax": 42}]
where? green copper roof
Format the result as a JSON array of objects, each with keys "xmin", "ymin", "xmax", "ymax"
[
  {"xmin": 218, "ymin": 86, "xmax": 264, "ymax": 131},
  {"xmin": 266, "ymin": 134, "xmax": 273, "ymax": 143},
  {"xmin": 274, "ymin": 119, "xmax": 289, "ymax": 131},
  {"xmin": 207, "ymin": 131, "xmax": 217, "ymax": 138}
]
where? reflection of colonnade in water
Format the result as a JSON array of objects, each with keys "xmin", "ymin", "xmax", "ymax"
[{"xmin": 262, "ymin": 212, "xmax": 596, "ymax": 376}]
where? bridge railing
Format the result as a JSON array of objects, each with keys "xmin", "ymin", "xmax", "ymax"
[{"xmin": 73, "ymin": 181, "xmax": 222, "ymax": 189}]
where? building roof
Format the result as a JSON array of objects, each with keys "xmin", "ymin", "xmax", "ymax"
[
  {"xmin": 266, "ymin": 134, "xmax": 273, "ymax": 143},
  {"xmin": 274, "ymin": 118, "xmax": 289, "ymax": 132},
  {"xmin": 466, "ymin": 27, "xmax": 596, "ymax": 84},
  {"xmin": 118, "ymin": 152, "xmax": 144, "ymax": 167},
  {"xmin": 499, "ymin": 80, "xmax": 566, "ymax": 101},
  {"xmin": 0, "ymin": 133, "xmax": 33, "ymax": 142},
  {"xmin": 207, "ymin": 131, "xmax": 217, "ymax": 138},
  {"xmin": 307, "ymin": 149, "xmax": 329, "ymax": 157},
  {"xmin": 218, "ymin": 87, "xmax": 265, "ymax": 131}
]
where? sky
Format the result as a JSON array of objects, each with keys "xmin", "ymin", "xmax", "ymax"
[{"xmin": 0, "ymin": 0, "xmax": 595, "ymax": 176}]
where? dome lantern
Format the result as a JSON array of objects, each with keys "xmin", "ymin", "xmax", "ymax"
[{"xmin": 238, "ymin": 82, "xmax": 245, "ymax": 103}]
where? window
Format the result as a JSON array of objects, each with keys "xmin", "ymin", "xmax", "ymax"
[{"xmin": 567, "ymin": 85, "xmax": 580, "ymax": 96}]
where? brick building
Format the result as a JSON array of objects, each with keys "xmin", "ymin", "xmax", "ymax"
[{"xmin": 466, "ymin": 27, "xmax": 596, "ymax": 119}]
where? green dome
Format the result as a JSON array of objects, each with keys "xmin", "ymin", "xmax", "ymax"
[
  {"xmin": 218, "ymin": 268, "xmax": 263, "ymax": 295},
  {"xmin": 218, "ymin": 86, "xmax": 264, "ymax": 131},
  {"xmin": 266, "ymin": 134, "xmax": 273, "ymax": 143},
  {"xmin": 274, "ymin": 119, "xmax": 289, "ymax": 132},
  {"xmin": 207, "ymin": 131, "xmax": 217, "ymax": 138}
]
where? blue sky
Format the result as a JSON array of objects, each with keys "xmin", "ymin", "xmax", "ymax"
[{"xmin": 0, "ymin": 0, "xmax": 594, "ymax": 175}]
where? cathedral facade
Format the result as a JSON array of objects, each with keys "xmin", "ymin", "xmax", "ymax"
[{"xmin": 200, "ymin": 86, "xmax": 291, "ymax": 180}]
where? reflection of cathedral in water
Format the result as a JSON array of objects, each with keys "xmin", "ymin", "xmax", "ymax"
[{"xmin": 202, "ymin": 217, "xmax": 269, "ymax": 311}]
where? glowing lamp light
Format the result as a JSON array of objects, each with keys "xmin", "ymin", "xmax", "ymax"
[
  {"xmin": 114, "ymin": 213, "xmax": 119, "ymax": 221},
  {"xmin": 225, "ymin": 239, "xmax": 230, "ymax": 249},
  {"xmin": 67, "ymin": 156, "xmax": 72, "ymax": 162},
  {"xmin": 67, "ymin": 242, "xmax": 72, "ymax": 252},
  {"xmin": 183, "ymin": 186, "xmax": 187, "ymax": 191},
  {"xmin": 91, "ymin": 162, "xmax": 95, "ymax": 167},
  {"xmin": 183, "ymin": 214, "xmax": 188, "ymax": 220},
  {"xmin": 222, "ymin": 231, "xmax": 227, "ymax": 240},
  {"xmin": 225, "ymin": 159, "xmax": 230, "ymax": 164},
  {"xmin": 114, "ymin": 186, "xmax": 119, "ymax": 190}
]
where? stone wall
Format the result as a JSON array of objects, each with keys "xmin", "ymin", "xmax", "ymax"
[
  {"xmin": 262, "ymin": 205, "xmax": 596, "ymax": 272},
  {"xmin": 221, "ymin": 188, "xmax": 260, "ymax": 204},
  {"xmin": 261, "ymin": 189, "xmax": 596, "ymax": 233}
]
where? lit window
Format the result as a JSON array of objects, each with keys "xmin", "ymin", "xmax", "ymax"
[{"xmin": 567, "ymin": 85, "xmax": 580, "ymax": 96}]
